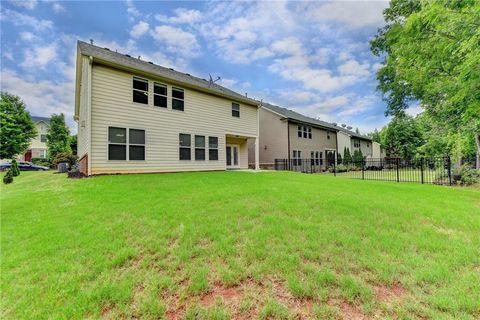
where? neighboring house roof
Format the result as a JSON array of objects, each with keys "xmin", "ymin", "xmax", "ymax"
[
  {"xmin": 262, "ymin": 102, "xmax": 339, "ymax": 131},
  {"xmin": 75, "ymin": 41, "xmax": 260, "ymax": 118},
  {"xmin": 31, "ymin": 116, "xmax": 50, "ymax": 125},
  {"xmin": 335, "ymin": 126, "xmax": 371, "ymax": 141}
]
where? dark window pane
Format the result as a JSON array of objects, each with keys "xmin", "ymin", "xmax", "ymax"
[
  {"xmin": 293, "ymin": 150, "xmax": 297, "ymax": 157},
  {"xmin": 129, "ymin": 146, "xmax": 145, "ymax": 160},
  {"xmin": 195, "ymin": 135, "xmax": 205, "ymax": 147},
  {"xmin": 195, "ymin": 149, "xmax": 205, "ymax": 160},
  {"xmin": 180, "ymin": 147, "xmax": 191, "ymax": 160},
  {"xmin": 172, "ymin": 88, "xmax": 184, "ymax": 99},
  {"xmin": 133, "ymin": 77, "xmax": 148, "ymax": 91},
  {"xmin": 232, "ymin": 110, "xmax": 240, "ymax": 117},
  {"xmin": 172, "ymin": 99, "xmax": 184, "ymax": 111},
  {"xmin": 232, "ymin": 103, "xmax": 240, "ymax": 110},
  {"xmin": 133, "ymin": 90, "xmax": 148, "ymax": 104},
  {"xmin": 108, "ymin": 144, "xmax": 126, "ymax": 160},
  {"xmin": 154, "ymin": 95, "xmax": 167, "ymax": 108},
  {"xmin": 303, "ymin": 131, "xmax": 307, "ymax": 138},
  {"xmin": 209, "ymin": 149, "xmax": 218, "ymax": 160},
  {"xmin": 179, "ymin": 134, "xmax": 191, "ymax": 147},
  {"xmin": 109, "ymin": 127, "xmax": 126, "ymax": 143},
  {"xmin": 209, "ymin": 137, "xmax": 218, "ymax": 148},
  {"xmin": 40, "ymin": 134, "xmax": 46, "ymax": 142},
  {"xmin": 309, "ymin": 133, "xmax": 312, "ymax": 139},
  {"xmin": 129, "ymin": 129, "xmax": 145, "ymax": 145},
  {"xmin": 154, "ymin": 83, "xmax": 167, "ymax": 95}
]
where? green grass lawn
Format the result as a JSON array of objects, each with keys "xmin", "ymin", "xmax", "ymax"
[{"xmin": 1, "ymin": 171, "xmax": 479, "ymax": 319}]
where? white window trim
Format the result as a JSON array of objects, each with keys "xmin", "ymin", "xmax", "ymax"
[{"xmin": 107, "ymin": 126, "xmax": 146, "ymax": 161}]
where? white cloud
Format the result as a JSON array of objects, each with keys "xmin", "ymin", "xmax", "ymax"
[
  {"xmin": 338, "ymin": 59, "xmax": 371, "ymax": 78},
  {"xmin": 150, "ymin": 25, "xmax": 200, "ymax": 58},
  {"xmin": 126, "ymin": 0, "xmax": 140, "ymax": 21},
  {"xmin": 20, "ymin": 31, "xmax": 39, "ymax": 42},
  {"xmin": 8, "ymin": 0, "xmax": 38, "ymax": 10},
  {"xmin": 0, "ymin": 9, "xmax": 53, "ymax": 31},
  {"xmin": 301, "ymin": 1, "xmax": 388, "ymax": 28},
  {"xmin": 155, "ymin": 8, "xmax": 202, "ymax": 24},
  {"xmin": 0, "ymin": 69, "xmax": 76, "ymax": 130},
  {"xmin": 271, "ymin": 37, "xmax": 304, "ymax": 56},
  {"xmin": 52, "ymin": 2, "xmax": 66, "ymax": 14},
  {"xmin": 406, "ymin": 105, "xmax": 423, "ymax": 117},
  {"xmin": 130, "ymin": 21, "xmax": 149, "ymax": 38},
  {"xmin": 22, "ymin": 44, "xmax": 58, "ymax": 68}
]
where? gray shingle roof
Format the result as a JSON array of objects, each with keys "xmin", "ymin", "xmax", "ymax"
[
  {"xmin": 31, "ymin": 116, "xmax": 50, "ymax": 124},
  {"xmin": 335, "ymin": 126, "xmax": 371, "ymax": 141},
  {"xmin": 77, "ymin": 41, "xmax": 259, "ymax": 106},
  {"xmin": 262, "ymin": 103, "xmax": 339, "ymax": 131}
]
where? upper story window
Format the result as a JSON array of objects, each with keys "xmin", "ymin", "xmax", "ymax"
[
  {"xmin": 133, "ymin": 77, "xmax": 148, "ymax": 104},
  {"xmin": 308, "ymin": 127, "xmax": 312, "ymax": 139},
  {"xmin": 179, "ymin": 133, "xmax": 191, "ymax": 160},
  {"xmin": 209, "ymin": 137, "xmax": 218, "ymax": 160},
  {"xmin": 154, "ymin": 82, "xmax": 167, "ymax": 108},
  {"xmin": 172, "ymin": 87, "xmax": 184, "ymax": 111},
  {"xmin": 232, "ymin": 103, "xmax": 240, "ymax": 117},
  {"xmin": 297, "ymin": 125, "xmax": 312, "ymax": 139},
  {"xmin": 354, "ymin": 140, "xmax": 360, "ymax": 148},
  {"xmin": 195, "ymin": 135, "xmax": 205, "ymax": 160},
  {"xmin": 297, "ymin": 125, "xmax": 302, "ymax": 138},
  {"xmin": 40, "ymin": 134, "xmax": 47, "ymax": 142}
]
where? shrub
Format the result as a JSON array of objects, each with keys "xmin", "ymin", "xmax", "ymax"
[
  {"xmin": 335, "ymin": 164, "xmax": 349, "ymax": 173},
  {"xmin": 32, "ymin": 158, "xmax": 51, "ymax": 167},
  {"xmin": 3, "ymin": 169, "xmax": 13, "ymax": 184},
  {"xmin": 52, "ymin": 153, "xmax": 77, "ymax": 167},
  {"xmin": 453, "ymin": 165, "xmax": 480, "ymax": 186},
  {"xmin": 10, "ymin": 159, "xmax": 20, "ymax": 176}
]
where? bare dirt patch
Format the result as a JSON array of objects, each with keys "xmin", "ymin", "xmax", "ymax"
[{"xmin": 374, "ymin": 282, "xmax": 407, "ymax": 303}]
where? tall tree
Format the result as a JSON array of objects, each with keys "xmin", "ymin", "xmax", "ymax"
[
  {"xmin": 371, "ymin": 0, "xmax": 480, "ymax": 167},
  {"xmin": 0, "ymin": 92, "xmax": 37, "ymax": 159},
  {"xmin": 367, "ymin": 129, "xmax": 381, "ymax": 143},
  {"xmin": 381, "ymin": 114, "xmax": 424, "ymax": 159},
  {"xmin": 46, "ymin": 114, "xmax": 71, "ymax": 161}
]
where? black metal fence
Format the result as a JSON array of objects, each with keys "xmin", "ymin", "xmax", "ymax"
[{"xmin": 274, "ymin": 156, "xmax": 454, "ymax": 185}]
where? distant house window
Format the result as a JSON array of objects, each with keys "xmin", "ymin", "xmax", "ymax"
[
  {"xmin": 315, "ymin": 151, "xmax": 321, "ymax": 165},
  {"xmin": 179, "ymin": 133, "xmax": 191, "ymax": 160},
  {"xmin": 311, "ymin": 151, "xmax": 315, "ymax": 165},
  {"xmin": 308, "ymin": 127, "xmax": 312, "ymax": 139},
  {"xmin": 209, "ymin": 137, "xmax": 218, "ymax": 160},
  {"xmin": 303, "ymin": 126, "xmax": 307, "ymax": 138},
  {"xmin": 367, "ymin": 143, "xmax": 370, "ymax": 147},
  {"xmin": 319, "ymin": 152, "xmax": 323, "ymax": 165},
  {"xmin": 153, "ymin": 82, "xmax": 167, "ymax": 108},
  {"xmin": 172, "ymin": 87, "xmax": 184, "ymax": 111},
  {"xmin": 293, "ymin": 150, "xmax": 302, "ymax": 166},
  {"xmin": 108, "ymin": 127, "xmax": 127, "ymax": 160},
  {"xmin": 354, "ymin": 140, "xmax": 360, "ymax": 148},
  {"xmin": 195, "ymin": 135, "xmax": 205, "ymax": 160},
  {"xmin": 40, "ymin": 134, "xmax": 47, "ymax": 142},
  {"xmin": 327, "ymin": 131, "xmax": 330, "ymax": 140},
  {"xmin": 232, "ymin": 103, "xmax": 240, "ymax": 117},
  {"xmin": 129, "ymin": 129, "xmax": 145, "ymax": 160},
  {"xmin": 133, "ymin": 77, "xmax": 148, "ymax": 104},
  {"xmin": 298, "ymin": 125, "xmax": 302, "ymax": 138}
]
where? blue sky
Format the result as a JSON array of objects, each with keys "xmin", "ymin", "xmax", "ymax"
[{"xmin": 0, "ymin": 0, "xmax": 419, "ymax": 133}]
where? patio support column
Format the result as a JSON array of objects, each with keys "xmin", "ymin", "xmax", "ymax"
[{"xmin": 255, "ymin": 136, "xmax": 260, "ymax": 170}]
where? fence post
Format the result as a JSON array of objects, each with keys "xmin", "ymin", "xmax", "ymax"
[
  {"xmin": 333, "ymin": 158, "xmax": 336, "ymax": 176},
  {"xmin": 447, "ymin": 156, "xmax": 452, "ymax": 186},
  {"xmin": 361, "ymin": 159, "xmax": 365, "ymax": 180},
  {"xmin": 396, "ymin": 158, "xmax": 400, "ymax": 182},
  {"xmin": 420, "ymin": 158, "xmax": 424, "ymax": 184}
]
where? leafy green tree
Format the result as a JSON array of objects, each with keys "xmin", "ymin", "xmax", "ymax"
[
  {"xmin": 353, "ymin": 149, "xmax": 364, "ymax": 163},
  {"xmin": 343, "ymin": 147, "xmax": 352, "ymax": 164},
  {"xmin": 0, "ymin": 92, "xmax": 36, "ymax": 159},
  {"xmin": 70, "ymin": 135, "xmax": 78, "ymax": 155},
  {"xmin": 10, "ymin": 159, "xmax": 20, "ymax": 176},
  {"xmin": 367, "ymin": 129, "xmax": 381, "ymax": 143},
  {"xmin": 46, "ymin": 114, "xmax": 71, "ymax": 162},
  {"xmin": 381, "ymin": 114, "xmax": 424, "ymax": 159},
  {"xmin": 371, "ymin": 0, "xmax": 480, "ymax": 166}
]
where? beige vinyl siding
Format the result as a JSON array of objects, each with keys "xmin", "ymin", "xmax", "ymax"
[
  {"xmin": 29, "ymin": 122, "xmax": 48, "ymax": 150},
  {"xmin": 351, "ymin": 138, "xmax": 372, "ymax": 158},
  {"xmin": 336, "ymin": 131, "xmax": 351, "ymax": 157},
  {"xmin": 289, "ymin": 123, "xmax": 337, "ymax": 158},
  {"xmin": 89, "ymin": 64, "xmax": 257, "ymax": 174},
  {"xmin": 77, "ymin": 56, "xmax": 91, "ymax": 159}
]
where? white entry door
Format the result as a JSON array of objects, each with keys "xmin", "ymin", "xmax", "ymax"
[{"xmin": 226, "ymin": 144, "xmax": 240, "ymax": 168}]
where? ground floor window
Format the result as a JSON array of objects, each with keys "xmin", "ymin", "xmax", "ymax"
[
  {"xmin": 195, "ymin": 135, "xmax": 205, "ymax": 160},
  {"xmin": 293, "ymin": 150, "xmax": 302, "ymax": 166},
  {"xmin": 179, "ymin": 133, "xmax": 191, "ymax": 160},
  {"xmin": 108, "ymin": 127, "xmax": 145, "ymax": 161},
  {"xmin": 209, "ymin": 137, "xmax": 218, "ymax": 160}
]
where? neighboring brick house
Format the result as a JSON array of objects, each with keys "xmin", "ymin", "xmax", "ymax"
[{"xmin": 21, "ymin": 116, "xmax": 49, "ymax": 162}]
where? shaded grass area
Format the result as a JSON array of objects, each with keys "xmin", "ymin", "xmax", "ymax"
[{"xmin": 1, "ymin": 171, "xmax": 479, "ymax": 319}]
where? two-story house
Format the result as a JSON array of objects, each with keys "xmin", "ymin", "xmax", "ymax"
[
  {"xmin": 335, "ymin": 126, "xmax": 373, "ymax": 160},
  {"xmin": 21, "ymin": 116, "xmax": 49, "ymax": 162},
  {"xmin": 74, "ymin": 41, "xmax": 260, "ymax": 176},
  {"xmin": 248, "ymin": 103, "xmax": 338, "ymax": 171}
]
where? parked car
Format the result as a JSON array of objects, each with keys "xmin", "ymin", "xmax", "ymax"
[{"xmin": 0, "ymin": 161, "xmax": 49, "ymax": 171}]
